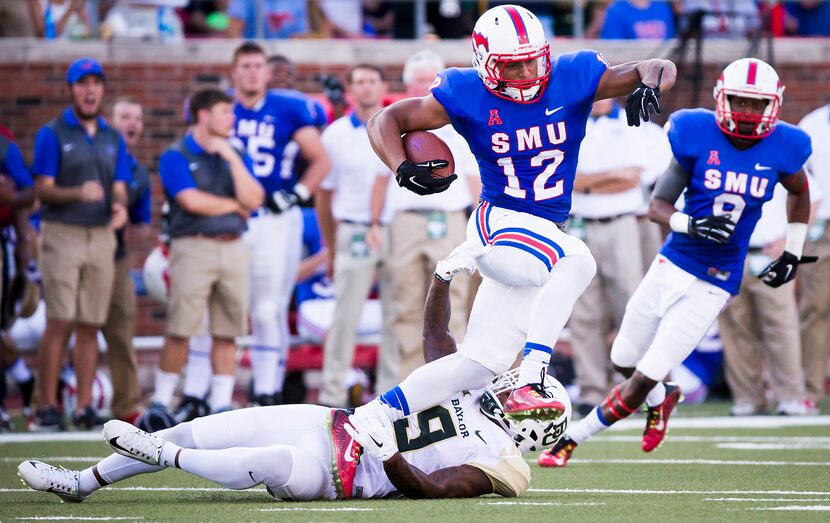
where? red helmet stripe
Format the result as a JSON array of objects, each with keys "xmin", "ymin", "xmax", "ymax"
[
  {"xmin": 503, "ymin": 6, "xmax": 530, "ymax": 45},
  {"xmin": 746, "ymin": 61, "xmax": 758, "ymax": 85}
]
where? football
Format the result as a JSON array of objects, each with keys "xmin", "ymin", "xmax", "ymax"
[{"xmin": 402, "ymin": 131, "xmax": 455, "ymax": 179}]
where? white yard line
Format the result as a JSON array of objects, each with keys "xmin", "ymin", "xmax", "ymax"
[
  {"xmin": 0, "ymin": 487, "xmax": 266, "ymax": 493},
  {"xmin": 481, "ymin": 501, "xmax": 605, "ymax": 507},
  {"xmin": 13, "ymin": 518, "xmax": 143, "ymax": 521},
  {"xmin": 528, "ymin": 488, "xmax": 830, "ymax": 496},
  {"xmin": 528, "ymin": 458, "xmax": 830, "ymax": 466},
  {"xmin": 1, "ymin": 416, "xmax": 828, "ymax": 444},
  {"xmin": 748, "ymin": 506, "xmax": 830, "ymax": 511},
  {"xmin": 705, "ymin": 498, "xmax": 830, "ymax": 502},
  {"xmin": 717, "ymin": 442, "xmax": 830, "ymax": 450},
  {"xmin": 253, "ymin": 508, "xmax": 376, "ymax": 512},
  {"xmin": 594, "ymin": 435, "xmax": 830, "ymax": 443},
  {"xmin": 2, "ymin": 457, "xmax": 102, "ymax": 463}
]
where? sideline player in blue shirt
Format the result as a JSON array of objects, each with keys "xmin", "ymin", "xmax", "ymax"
[
  {"xmin": 541, "ymin": 58, "xmax": 814, "ymax": 467},
  {"xmin": 229, "ymin": 42, "xmax": 330, "ymax": 406},
  {"xmin": 358, "ymin": 4, "xmax": 677, "ymax": 425}
]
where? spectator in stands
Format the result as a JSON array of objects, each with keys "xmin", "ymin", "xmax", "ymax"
[
  {"xmin": 100, "ymin": 97, "xmax": 152, "ymax": 424},
  {"xmin": 600, "ymin": 0, "xmax": 676, "ymax": 40},
  {"xmin": 315, "ymin": 64, "xmax": 396, "ymax": 407},
  {"xmin": 798, "ymin": 103, "xmax": 830, "ymax": 415},
  {"xmin": 226, "ymin": 0, "xmax": 308, "ymax": 39},
  {"xmin": 785, "ymin": 1, "xmax": 830, "ymax": 36},
  {"xmin": 362, "ymin": 0, "xmax": 394, "ymax": 38},
  {"xmin": 100, "ymin": 0, "xmax": 185, "ymax": 42},
  {"xmin": 30, "ymin": 58, "xmax": 129, "ymax": 431},
  {"xmin": 677, "ymin": 0, "xmax": 760, "ymax": 39},
  {"xmin": 180, "ymin": 0, "xmax": 229, "ymax": 36},
  {"xmin": 368, "ymin": 50, "xmax": 480, "ymax": 381},
  {"xmin": 151, "ymin": 88, "xmax": 263, "ymax": 417},
  {"xmin": 567, "ymin": 98, "xmax": 671, "ymax": 414},
  {"xmin": 719, "ymin": 180, "xmax": 820, "ymax": 416},
  {"xmin": 0, "ymin": 125, "xmax": 36, "ymax": 430},
  {"xmin": 27, "ymin": 0, "xmax": 90, "ymax": 39},
  {"xmin": 0, "ymin": 0, "xmax": 36, "ymax": 36},
  {"xmin": 314, "ymin": 0, "xmax": 362, "ymax": 38}
]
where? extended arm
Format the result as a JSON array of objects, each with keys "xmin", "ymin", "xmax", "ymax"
[
  {"xmin": 382, "ymin": 458, "xmax": 494, "ymax": 499},
  {"xmin": 422, "ymin": 277, "xmax": 457, "ymax": 364},
  {"xmin": 595, "ymin": 59, "xmax": 677, "ymax": 100},
  {"xmin": 294, "ymin": 126, "xmax": 331, "ymax": 195}
]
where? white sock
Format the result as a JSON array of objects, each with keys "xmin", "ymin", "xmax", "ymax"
[
  {"xmin": 79, "ymin": 454, "xmax": 161, "ymax": 497},
  {"xmin": 520, "ymin": 256, "xmax": 596, "ymax": 386},
  {"xmin": 182, "ymin": 337, "xmax": 212, "ymax": 399},
  {"xmin": 8, "ymin": 358, "xmax": 33, "ymax": 383},
  {"xmin": 517, "ymin": 345, "xmax": 551, "ymax": 387},
  {"xmin": 152, "ymin": 370, "xmax": 180, "ymax": 408},
  {"xmin": 645, "ymin": 382, "xmax": 667, "ymax": 408},
  {"xmin": 208, "ymin": 375, "xmax": 235, "ymax": 412},
  {"xmin": 567, "ymin": 406, "xmax": 612, "ymax": 444},
  {"xmin": 357, "ymin": 353, "xmax": 494, "ymax": 422},
  {"xmin": 250, "ymin": 347, "xmax": 279, "ymax": 396}
]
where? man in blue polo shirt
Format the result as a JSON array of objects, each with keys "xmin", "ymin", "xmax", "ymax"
[
  {"xmin": 150, "ymin": 88, "xmax": 263, "ymax": 418},
  {"xmin": 30, "ymin": 58, "xmax": 129, "ymax": 432}
]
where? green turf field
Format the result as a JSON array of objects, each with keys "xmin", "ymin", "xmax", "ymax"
[{"xmin": 2, "ymin": 404, "xmax": 829, "ymax": 522}]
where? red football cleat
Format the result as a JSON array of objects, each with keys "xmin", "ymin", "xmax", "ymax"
[
  {"xmin": 537, "ymin": 436, "xmax": 577, "ymax": 468},
  {"xmin": 503, "ymin": 383, "xmax": 567, "ymax": 422},
  {"xmin": 642, "ymin": 383, "xmax": 683, "ymax": 453},
  {"xmin": 329, "ymin": 409, "xmax": 363, "ymax": 499}
]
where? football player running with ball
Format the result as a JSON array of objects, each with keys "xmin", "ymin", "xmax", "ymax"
[
  {"xmin": 539, "ymin": 58, "xmax": 814, "ymax": 467},
  {"xmin": 18, "ymin": 263, "xmax": 571, "ymax": 502},
  {"xmin": 360, "ymin": 4, "xmax": 676, "ymax": 426}
]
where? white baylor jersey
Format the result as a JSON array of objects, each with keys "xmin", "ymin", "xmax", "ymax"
[{"xmin": 353, "ymin": 390, "xmax": 530, "ymax": 498}]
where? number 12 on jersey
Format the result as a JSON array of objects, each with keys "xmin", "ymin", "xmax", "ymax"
[{"xmin": 498, "ymin": 149, "xmax": 565, "ymax": 201}]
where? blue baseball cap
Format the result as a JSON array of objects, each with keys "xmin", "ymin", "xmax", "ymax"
[{"xmin": 66, "ymin": 58, "xmax": 105, "ymax": 85}]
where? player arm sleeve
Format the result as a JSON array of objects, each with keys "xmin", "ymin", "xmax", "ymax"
[
  {"xmin": 651, "ymin": 158, "xmax": 690, "ymax": 204},
  {"xmin": 467, "ymin": 451, "xmax": 531, "ymax": 498}
]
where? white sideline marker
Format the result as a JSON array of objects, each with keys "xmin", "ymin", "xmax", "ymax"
[
  {"xmin": 529, "ymin": 458, "xmax": 830, "ymax": 466},
  {"xmin": 529, "ymin": 489, "xmax": 830, "ymax": 496}
]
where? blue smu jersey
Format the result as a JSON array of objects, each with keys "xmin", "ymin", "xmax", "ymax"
[
  {"xmin": 232, "ymin": 90, "xmax": 317, "ymax": 193},
  {"xmin": 661, "ymin": 108, "xmax": 812, "ymax": 294},
  {"xmin": 431, "ymin": 50, "xmax": 608, "ymax": 223}
]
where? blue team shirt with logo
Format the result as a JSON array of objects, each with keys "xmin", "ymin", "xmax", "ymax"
[
  {"xmin": 232, "ymin": 90, "xmax": 317, "ymax": 194},
  {"xmin": 662, "ymin": 108, "xmax": 812, "ymax": 294},
  {"xmin": 430, "ymin": 50, "xmax": 608, "ymax": 223}
]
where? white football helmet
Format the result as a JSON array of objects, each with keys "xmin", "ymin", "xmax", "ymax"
[
  {"xmin": 713, "ymin": 58, "xmax": 784, "ymax": 139},
  {"xmin": 142, "ymin": 245, "xmax": 171, "ymax": 304},
  {"xmin": 471, "ymin": 4, "xmax": 550, "ymax": 103},
  {"xmin": 61, "ymin": 367, "xmax": 114, "ymax": 418},
  {"xmin": 480, "ymin": 368, "xmax": 571, "ymax": 452}
]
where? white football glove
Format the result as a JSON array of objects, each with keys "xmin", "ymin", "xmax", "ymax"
[
  {"xmin": 435, "ymin": 242, "xmax": 486, "ymax": 283},
  {"xmin": 345, "ymin": 414, "xmax": 398, "ymax": 462}
]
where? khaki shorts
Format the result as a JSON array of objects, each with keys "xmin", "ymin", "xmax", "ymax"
[
  {"xmin": 167, "ymin": 236, "xmax": 251, "ymax": 339},
  {"xmin": 39, "ymin": 221, "xmax": 116, "ymax": 325}
]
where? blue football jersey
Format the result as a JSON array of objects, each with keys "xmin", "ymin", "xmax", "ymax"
[
  {"xmin": 232, "ymin": 90, "xmax": 317, "ymax": 194},
  {"xmin": 661, "ymin": 108, "xmax": 812, "ymax": 294},
  {"xmin": 430, "ymin": 50, "xmax": 609, "ymax": 223}
]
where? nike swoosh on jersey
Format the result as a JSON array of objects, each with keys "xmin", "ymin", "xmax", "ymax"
[
  {"xmin": 474, "ymin": 430, "xmax": 487, "ymax": 445},
  {"xmin": 754, "ymin": 163, "xmax": 772, "ymax": 171},
  {"xmin": 545, "ymin": 106, "xmax": 564, "ymax": 116},
  {"xmin": 344, "ymin": 438, "xmax": 357, "ymax": 462}
]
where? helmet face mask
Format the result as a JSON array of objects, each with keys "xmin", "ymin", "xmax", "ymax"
[
  {"xmin": 713, "ymin": 58, "xmax": 784, "ymax": 140},
  {"xmin": 480, "ymin": 368, "xmax": 572, "ymax": 452},
  {"xmin": 472, "ymin": 5, "xmax": 551, "ymax": 104}
]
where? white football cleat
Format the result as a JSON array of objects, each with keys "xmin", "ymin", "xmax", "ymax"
[
  {"xmin": 18, "ymin": 460, "xmax": 85, "ymax": 503},
  {"xmin": 103, "ymin": 419, "xmax": 164, "ymax": 465}
]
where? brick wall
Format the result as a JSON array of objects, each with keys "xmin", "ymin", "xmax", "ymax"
[{"xmin": 1, "ymin": 50, "xmax": 829, "ymax": 335}]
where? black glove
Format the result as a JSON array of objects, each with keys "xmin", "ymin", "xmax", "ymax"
[
  {"xmin": 626, "ymin": 68, "xmax": 663, "ymax": 127},
  {"xmin": 396, "ymin": 160, "xmax": 457, "ymax": 196},
  {"xmin": 759, "ymin": 252, "xmax": 818, "ymax": 288},
  {"xmin": 688, "ymin": 214, "xmax": 736, "ymax": 244},
  {"xmin": 266, "ymin": 189, "xmax": 301, "ymax": 214}
]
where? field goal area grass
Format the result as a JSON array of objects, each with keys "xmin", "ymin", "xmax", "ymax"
[{"xmin": 1, "ymin": 401, "xmax": 829, "ymax": 522}]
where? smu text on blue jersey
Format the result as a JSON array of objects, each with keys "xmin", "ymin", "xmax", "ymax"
[
  {"xmin": 431, "ymin": 50, "xmax": 609, "ymax": 223},
  {"xmin": 661, "ymin": 108, "xmax": 812, "ymax": 294},
  {"xmin": 231, "ymin": 90, "xmax": 317, "ymax": 193}
]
